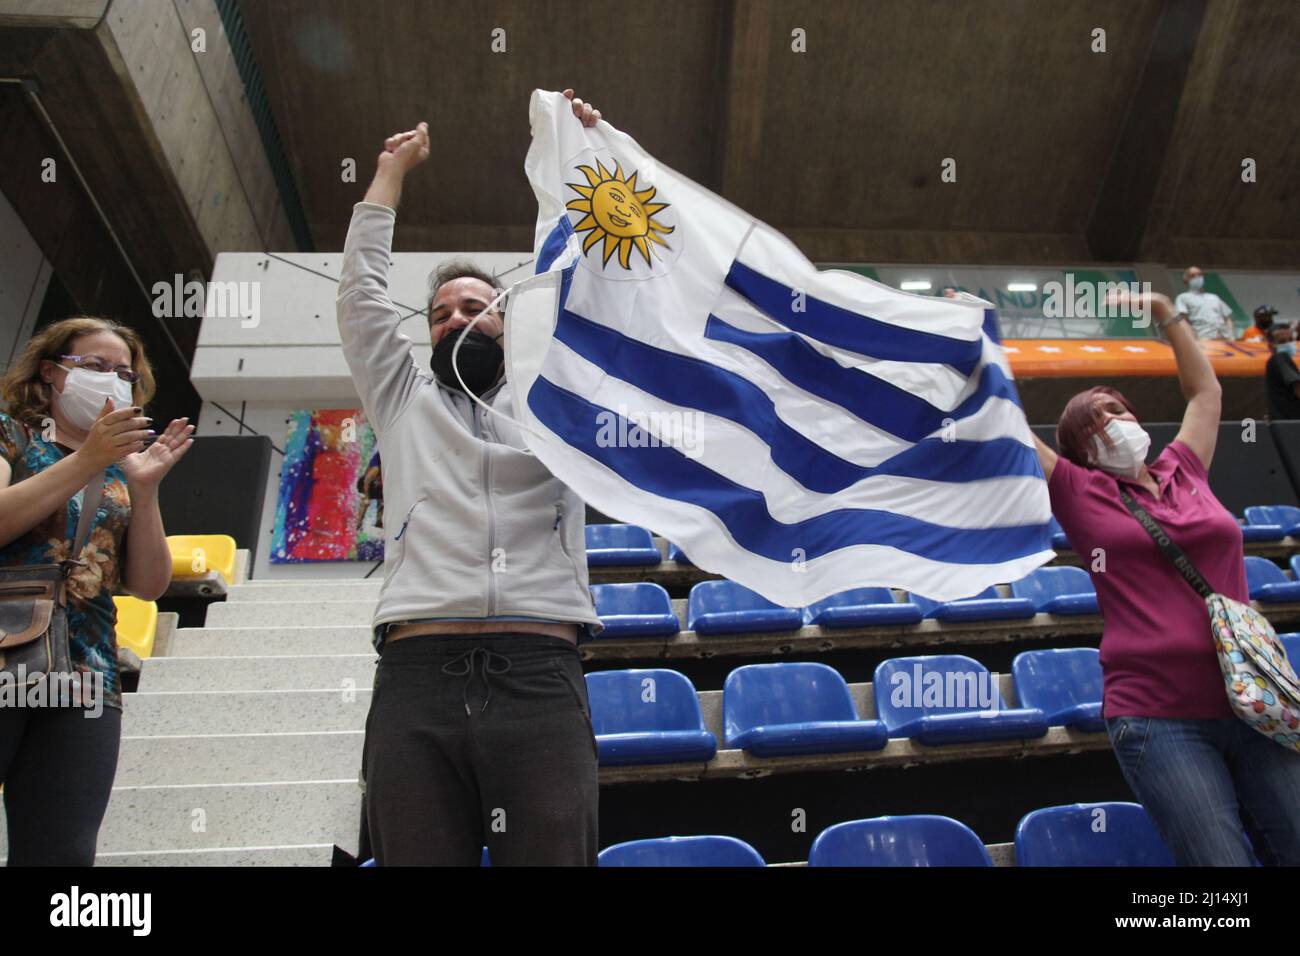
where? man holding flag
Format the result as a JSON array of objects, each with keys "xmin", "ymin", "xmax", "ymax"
[
  {"xmin": 338, "ymin": 91, "xmax": 605, "ymax": 866},
  {"xmin": 341, "ymin": 86, "xmax": 1052, "ymax": 866},
  {"xmin": 505, "ymin": 90, "xmax": 1053, "ymax": 611}
]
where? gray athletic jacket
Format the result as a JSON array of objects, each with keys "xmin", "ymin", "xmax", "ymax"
[{"xmin": 336, "ymin": 202, "xmax": 602, "ymax": 650}]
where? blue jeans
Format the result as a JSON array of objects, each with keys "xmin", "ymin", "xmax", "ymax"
[{"xmin": 1107, "ymin": 715, "xmax": 1300, "ymax": 866}]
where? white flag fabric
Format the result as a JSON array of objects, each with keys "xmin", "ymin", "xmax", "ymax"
[{"xmin": 503, "ymin": 89, "xmax": 1053, "ymax": 606}]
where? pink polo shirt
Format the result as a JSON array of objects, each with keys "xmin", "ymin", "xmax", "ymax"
[{"xmin": 1049, "ymin": 439, "xmax": 1241, "ymax": 719}]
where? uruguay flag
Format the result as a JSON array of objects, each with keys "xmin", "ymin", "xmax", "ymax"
[{"xmin": 503, "ymin": 90, "xmax": 1053, "ymax": 606}]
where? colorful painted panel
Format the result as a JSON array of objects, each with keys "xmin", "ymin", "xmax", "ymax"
[{"xmin": 271, "ymin": 409, "xmax": 384, "ymax": 563}]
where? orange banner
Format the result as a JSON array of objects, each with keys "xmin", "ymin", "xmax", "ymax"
[{"xmin": 1005, "ymin": 339, "xmax": 1270, "ymax": 378}]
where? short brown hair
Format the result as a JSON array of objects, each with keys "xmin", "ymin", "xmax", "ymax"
[
  {"xmin": 426, "ymin": 259, "xmax": 502, "ymax": 322},
  {"xmin": 1056, "ymin": 385, "xmax": 1137, "ymax": 468},
  {"xmin": 0, "ymin": 316, "xmax": 154, "ymax": 430}
]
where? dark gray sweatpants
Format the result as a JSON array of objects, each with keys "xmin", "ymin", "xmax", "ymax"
[{"xmin": 361, "ymin": 632, "xmax": 599, "ymax": 866}]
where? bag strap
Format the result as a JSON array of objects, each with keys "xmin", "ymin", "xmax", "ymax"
[
  {"xmin": 61, "ymin": 473, "xmax": 105, "ymax": 580},
  {"xmin": 1118, "ymin": 489, "xmax": 1215, "ymax": 600}
]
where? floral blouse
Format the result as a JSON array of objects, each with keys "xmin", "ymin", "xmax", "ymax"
[{"xmin": 0, "ymin": 410, "xmax": 131, "ymax": 709}]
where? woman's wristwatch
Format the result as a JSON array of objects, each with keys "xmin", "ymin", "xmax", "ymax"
[{"xmin": 1156, "ymin": 312, "xmax": 1187, "ymax": 331}]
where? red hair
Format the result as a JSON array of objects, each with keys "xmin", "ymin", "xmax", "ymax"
[{"xmin": 1056, "ymin": 386, "xmax": 1137, "ymax": 468}]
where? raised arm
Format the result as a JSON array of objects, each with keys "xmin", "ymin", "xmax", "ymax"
[
  {"xmin": 336, "ymin": 123, "xmax": 432, "ymax": 433},
  {"xmin": 1114, "ymin": 290, "xmax": 1222, "ymax": 469},
  {"xmin": 1161, "ymin": 295, "xmax": 1222, "ymax": 468},
  {"xmin": 364, "ymin": 122, "xmax": 430, "ymax": 210},
  {"xmin": 1032, "ymin": 433, "xmax": 1057, "ymax": 482},
  {"xmin": 0, "ymin": 405, "xmax": 149, "ymax": 548}
]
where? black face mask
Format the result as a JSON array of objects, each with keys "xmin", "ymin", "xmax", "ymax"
[{"xmin": 432, "ymin": 329, "xmax": 504, "ymax": 397}]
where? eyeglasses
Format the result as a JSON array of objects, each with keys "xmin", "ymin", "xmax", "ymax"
[{"xmin": 57, "ymin": 355, "xmax": 141, "ymax": 384}]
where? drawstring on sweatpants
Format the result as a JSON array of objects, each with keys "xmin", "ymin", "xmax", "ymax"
[{"xmin": 440, "ymin": 647, "xmax": 513, "ymax": 716}]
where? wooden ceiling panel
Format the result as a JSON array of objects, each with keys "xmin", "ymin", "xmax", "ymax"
[
  {"xmin": 1156, "ymin": 0, "xmax": 1300, "ymax": 239},
  {"xmin": 746, "ymin": 0, "xmax": 1165, "ymax": 233},
  {"xmin": 236, "ymin": 0, "xmax": 1299, "ymax": 262},
  {"xmin": 238, "ymin": 0, "xmax": 725, "ymax": 250}
]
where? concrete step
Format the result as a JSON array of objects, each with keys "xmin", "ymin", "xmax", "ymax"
[
  {"xmin": 94, "ymin": 844, "xmax": 337, "ymax": 866},
  {"xmin": 227, "ymin": 581, "xmax": 382, "ymax": 603},
  {"xmin": 116, "ymin": 731, "xmax": 363, "ymax": 787},
  {"xmin": 204, "ymin": 600, "xmax": 377, "ymax": 628},
  {"xmin": 139, "ymin": 654, "xmax": 377, "ymax": 692},
  {"xmin": 0, "ymin": 780, "xmax": 359, "ymax": 856},
  {"xmin": 123, "ymin": 690, "xmax": 371, "ymax": 736},
  {"xmin": 170, "ymin": 626, "xmax": 374, "ymax": 657},
  {"xmin": 203, "ymin": 596, "xmax": 693, "ymax": 630}
]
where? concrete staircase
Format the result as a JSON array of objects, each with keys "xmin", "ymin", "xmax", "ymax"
[{"xmin": 0, "ymin": 553, "xmax": 380, "ymax": 866}]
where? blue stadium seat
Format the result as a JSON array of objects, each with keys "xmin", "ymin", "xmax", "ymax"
[
  {"xmin": 598, "ymin": 835, "xmax": 765, "ymax": 867},
  {"xmin": 803, "ymin": 588, "xmax": 923, "ymax": 628},
  {"xmin": 586, "ymin": 669, "xmax": 717, "ymax": 766},
  {"xmin": 590, "ymin": 583, "xmax": 680, "ymax": 638},
  {"xmin": 1244, "ymin": 556, "xmax": 1300, "ymax": 603},
  {"xmin": 667, "ymin": 542, "xmax": 693, "ymax": 564},
  {"xmin": 1280, "ymin": 632, "xmax": 1300, "ymax": 664},
  {"xmin": 873, "ymin": 654, "xmax": 1049, "ymax": 745},
  {"xmin": 1049, "ymin": 516, "xmax": 1072, "ymax": 551},
  {"xmin": 1009, "ymin": 566, "xmax": 1099, "ymax": 616},
  {"xmin": 1245, "ymin": 505, "xmax": 1300, "ymax": 537},
  {"xmin": 1015, "ymin": 803, "xmax": 1174, "ymax": 866},
  {"xmin": 584, "ymin": 524, "xmax": 662, "ymax": 567},
  {"xmin": 905, "ymin": 587, "xmax": 1037, "ymax": 623},
  {"xmin": 687, "ymin": 580, "xmax": 803, "ymax": 634},
  {"xmin": 1239, "ymin": 514, "xmax": 1286, "ymax": 542},
  {"xmin": 723, "ymin": 662, "xmax": 889, "ymax": 756},
  {"xmin": 809, "ymin": 815, "xmax": 993, "ymax": 867},
  {"xmin": 1011, "ymin": 648, "xmax": 1104, "ymax": 732},
  {"xmin": 361, "ymin": 847, "xmax": 491, "ymax": 866}
]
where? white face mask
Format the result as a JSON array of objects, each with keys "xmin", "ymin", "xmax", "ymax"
[
  {"xmin": 1090, "ymin": 418, "xmax": 1150, "ymax": 478},
  {"xmin": 54, "ymin": 367, "xmax": 135, "ymax": 432},
  {"xmin": 1188, "ymin": 276, "xmax": 1205, "ymax": 291}
]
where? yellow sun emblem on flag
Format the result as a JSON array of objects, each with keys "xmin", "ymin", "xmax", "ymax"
[{"xmin": 565, "ymin": 160, "xmax": 674, "ymax": 270}]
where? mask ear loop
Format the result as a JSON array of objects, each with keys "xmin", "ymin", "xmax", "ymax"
[{"xmin": 449, "ymin": 281, "xmax": 551, "ymax": 446}]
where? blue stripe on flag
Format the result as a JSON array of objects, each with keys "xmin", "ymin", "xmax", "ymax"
[
  {"xmin": 526, "ymin": 376, "xmax": 1052, "ymax": 565},
  {"xmin": 704, "ymin": 314, "xmax": 1021, "ymax": 442},
  {"xmin": 551, "ymin": 307, "xmax": 1042, "ymax": 490},
  {"xmin": 726, "ymin": 260, "xmax": 984, "ymax": 375},
  {"xmin": 982, "ymin": 308, "xmax": 1002, "ymax": 345},
  {"xmin": 536, "ymin": 218, "xmax": 574, "ymax": 274}
]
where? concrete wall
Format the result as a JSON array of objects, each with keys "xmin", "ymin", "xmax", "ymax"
[
  {"xmin": 97, "ymin": 0, "xmax": 296, "ymax": 254},
  {"xmin": 0, "ymin": 0, "xmax": 106, "ymax": 28},
  {"xmin": 0, "ymin": 186, "xmax": 52, "ymax": 371}
]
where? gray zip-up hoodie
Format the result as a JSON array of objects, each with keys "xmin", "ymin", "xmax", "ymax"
[{"xmin": 336, "ymin": 202, "xmax": 602, "ymax": 649}]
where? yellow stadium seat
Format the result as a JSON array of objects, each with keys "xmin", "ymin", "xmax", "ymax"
[
  {"xmin": 113, "ymin": 595, "xmax": 158, "ymax": 660},
  {"xmin": 167, "ymin": 534, "xmax": 237, "ymax": 584}
]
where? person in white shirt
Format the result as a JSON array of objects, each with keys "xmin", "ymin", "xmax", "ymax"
[{"xmin": 1174, "ymin": 266, "xmax": 1235, "ymax": 340}]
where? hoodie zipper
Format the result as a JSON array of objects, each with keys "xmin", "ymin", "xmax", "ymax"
[{"xmin": 470, "ymin": 401, "xmax": 498, "ymax": 617}]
